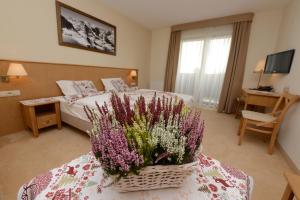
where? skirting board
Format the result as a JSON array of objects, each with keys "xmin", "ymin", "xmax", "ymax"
[{"xmin": 276, "ymin": 141, "xmax": 300, "ymax": 174}]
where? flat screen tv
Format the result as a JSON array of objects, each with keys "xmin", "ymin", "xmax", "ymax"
[{"xmin": 264, "ymin": 49, "xmax": 295, "ymax": 74}]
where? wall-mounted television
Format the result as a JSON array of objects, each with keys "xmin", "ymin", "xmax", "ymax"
[{"xmin": 264, "ymin": 49, "xmax": 295, "ymax": 74}]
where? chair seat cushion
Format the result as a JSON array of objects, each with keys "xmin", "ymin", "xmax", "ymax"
[{"xmin": 242, "ymin": 110, "xmax": 276, "ymax": 122}]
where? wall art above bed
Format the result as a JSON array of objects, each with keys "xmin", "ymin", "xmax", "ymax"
[{"xmin": 55, "ymin": 1, "xmax": 116, "ymax": 55}]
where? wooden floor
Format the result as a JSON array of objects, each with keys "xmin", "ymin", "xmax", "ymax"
[{"xmin": 0, "ymin": 110, "xmax": 293, "ymax": 200}]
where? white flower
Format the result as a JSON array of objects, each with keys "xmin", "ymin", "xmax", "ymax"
[{"xmin": 150, "ymin": 114, "xmax": 186, "ymax": 163}]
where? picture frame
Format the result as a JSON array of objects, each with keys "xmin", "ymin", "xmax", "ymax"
[{"xmin": 55, "ymin": 1, "xmax": 116, "ymax": 55}]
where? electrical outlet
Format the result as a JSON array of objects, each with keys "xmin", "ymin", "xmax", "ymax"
[{"xmin": 0, "ymin": 90, "xmax": 21, "ymax": 97}]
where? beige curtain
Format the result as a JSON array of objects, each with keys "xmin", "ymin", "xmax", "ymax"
[
  {"xmin": 218, "ymin": 21, "xmax": 252, "ymax": 113},
  {"xmin": 164, "ymin": 31, "xmax": 181, "ymax": 92}
]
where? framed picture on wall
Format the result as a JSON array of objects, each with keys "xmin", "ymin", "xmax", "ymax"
[{"xmin": 55, "ymin": 1, "xmax": 116, "ymax": 55}]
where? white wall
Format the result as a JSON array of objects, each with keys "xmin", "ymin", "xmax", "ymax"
[
  {"xmin": 0, "ymin": 0, "xmax": 151, "ymax": 88},
  {"xmin": 149, "ymin": 27, "xmax": 171, "ymax": 90},
  {"xmin": 274, "ymin": 0, "xmax": 300, "ymax": 169},
  {"xmin": 243, "ymin": 9, "xmax": 283, "ymax": 88},
  {"xmin": 149, "ymin": 10, "xmax": 283, "ymax": 90},
  {"xmin": 147, "ymin": 4, "xmax": 300, "ymax": 169}
]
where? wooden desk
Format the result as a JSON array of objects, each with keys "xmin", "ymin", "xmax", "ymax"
[
  {"xmin": 282, "ymin": 172, "xmax": 300, "ymax": 200},
  {"xmin": 242, "ymin": 89, "xmax": 281, "ymax": 110}
]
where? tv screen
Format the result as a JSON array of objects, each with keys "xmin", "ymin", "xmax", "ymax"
[{"xmin": 264, "ymin": 49, "xmax": 295, "ymax": 74}]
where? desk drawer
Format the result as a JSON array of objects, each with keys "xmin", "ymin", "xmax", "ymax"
[
  {"xmin": 246, "ymin": 95, "xmax": 278, "ymax": 107},
  {"xmin": 37, "ymin": 113, "xmax": 57, "ymax": 129}
]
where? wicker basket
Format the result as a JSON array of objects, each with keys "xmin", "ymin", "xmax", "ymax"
[{"xmin": 112, "ymin": 161, "xmax": 198, "ymax": 192}]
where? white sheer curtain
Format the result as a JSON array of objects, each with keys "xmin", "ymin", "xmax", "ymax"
[{"xmin": 175, "ymin": 25, "xmax": 232, "ymax": 109}]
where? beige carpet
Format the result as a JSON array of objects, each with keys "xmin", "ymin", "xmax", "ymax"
[{"xmin": 0, "ymin": 110, "xmax": 292, "ymax": 200}]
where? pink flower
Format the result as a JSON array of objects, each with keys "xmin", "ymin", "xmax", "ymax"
[
  {"xmin": 90, "ymin": 116, "xmax": 143, "ymax": 174},
  {"xmin": 82, "ymin": 164, "xmax": 90, "ymax": 170},
  {"xmin": 209, "ymin": 184, "xmax": 218, "ymax": 192},
  {"xmin": 85, "ymin": 93, "xmax": 204, "ymax": 175},
  {"xmin": 45, "ymin": 192, "xmax": 53, "ymax": 197},
  {"xmin": 76, "ymin": 188, "xmax": 81, "ymax": 193}
]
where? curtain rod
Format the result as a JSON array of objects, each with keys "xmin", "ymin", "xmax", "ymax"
[{"xmin": 171, "ymin": 12, "xmax": 254, "ymax": 31}]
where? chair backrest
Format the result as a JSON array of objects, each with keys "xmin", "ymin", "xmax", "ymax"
[{"xmin": 271, "ymin": 91, "xmax": 299, "ymax": 123}]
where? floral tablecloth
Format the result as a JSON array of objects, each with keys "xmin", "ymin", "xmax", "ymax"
[{"xmin": 18, "ymin": 152, "xmax": 253, "ymax": 200}]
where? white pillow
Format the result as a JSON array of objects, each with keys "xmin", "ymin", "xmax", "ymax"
[
  {"xmin": 56, "ymin": 80, "xmax": 79, "ymax": 96},
  {"xmin": 74, "ymin": 80, "xmax": 99, "ymax": 97},
  {"xmin": 101, "ymin": 78, "xmax": 129, "ymax": 92}
]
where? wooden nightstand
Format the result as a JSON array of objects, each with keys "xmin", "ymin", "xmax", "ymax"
[{"xmin": 20, "ymin": 97, "xmax": 62, "ymax": 137}]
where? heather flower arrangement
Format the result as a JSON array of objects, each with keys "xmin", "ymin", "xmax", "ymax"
[{"xmin": 84, "ymin": 93, "xmax": 204, "ymax": 177}]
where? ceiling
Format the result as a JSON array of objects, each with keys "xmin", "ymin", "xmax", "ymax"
[{"xmin": 100, "ymin": 0, "xmax": 289, "ymax": 29}]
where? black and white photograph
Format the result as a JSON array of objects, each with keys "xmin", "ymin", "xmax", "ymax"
[{"xmin": 56, "ymin": 1, "xmax": 116, "ymax": 55}]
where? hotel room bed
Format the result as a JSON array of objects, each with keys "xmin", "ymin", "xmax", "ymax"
[
  {"xmin": 56, "ymin": 89, "xmax": 195, "ymax": 133},
  {"xmin": 18, "ymin": 152, "xmax": 254, "ymax": 200}
]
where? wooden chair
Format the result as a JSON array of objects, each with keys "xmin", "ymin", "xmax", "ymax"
[
  {"xmin": 234, "ymin": 96, "xmax": 245, "ymax": 119},
  {"xmin": 238, "ymin": 91, "xmax": 299, "ymax": 154},
  {"xmin": 281, "ymin": 172, "xmax": 300, "ymax": 200}
]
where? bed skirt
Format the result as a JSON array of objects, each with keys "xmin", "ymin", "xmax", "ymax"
[{"xmin": 61, "ymin": 111, "xmax": 91, "ymax": 134}]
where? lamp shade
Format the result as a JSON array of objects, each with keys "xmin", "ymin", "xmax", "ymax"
[
  {"xmin": 7, "ymin": 63, "xmax": 28, "ymax": 76},
  {"xmin": 254, "ymin": 60, "xmax": 266, "ymax": 73},
  {"xmin": 130, "ymin": 70, "xmax": 137, "ymax": 77}
]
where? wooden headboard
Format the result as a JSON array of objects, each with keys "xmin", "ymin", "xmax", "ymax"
[{"xmin": 0, "ymin": 59, "xmax": 138, "ymax": 135}]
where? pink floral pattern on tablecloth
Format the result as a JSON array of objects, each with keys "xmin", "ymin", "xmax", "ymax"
[
  {"xmin": 20, "ymin": 171, "xmax": 53, "ymax": 199},
  {"xmin": 196, "ymin": 154, "xmax": 251, "ymax": 199},
  {"xmin": 221, "ymin": 163, "xmax": 247, "ymax": 180},
  {"xmin": 18, "ymin": 152, "xmax": 253, "ymax": 200}
]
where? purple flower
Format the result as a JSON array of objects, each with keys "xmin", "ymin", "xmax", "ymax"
[
  {"xmin": 91, "ymin": 116, "xmax": 143, "ymax": 174},
  {"xmin": 180, "ymin": 110, "xmax": 204, "ymax": 157},
  {"xmin": 85, "ymin": 92, "xmax": 205, "ymax": 174}
]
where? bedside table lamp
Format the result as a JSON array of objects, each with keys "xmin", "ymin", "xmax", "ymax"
[
  {"xmin": 253, "ymin": 60, "xmax": 265, "ymax": 88},
  {"xmin": 129, "ymin": 70, "xmax": 137, "ymax": 86},
  {"xmin": 1, "ymin": 63, "xmax": 28, "ymax": 82},
  {"xmin": 7, "ymin": 63, "xmax": 28, "ymax": 77},
  {"xmin": 130, "ymin": 70, "xmax": 137, "ymax": 79}
]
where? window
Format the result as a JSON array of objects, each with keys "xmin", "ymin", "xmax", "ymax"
[
  {"xmin": 204, "ymin": 37, "xmax": 232, "ymax": 75},
  {"xmin": 179, "ymin": 40, "xmax": 204, "ymax": 74},
  {"xmin": 175, "ymin": 25, "xmax": 232, "ymax": 109}
]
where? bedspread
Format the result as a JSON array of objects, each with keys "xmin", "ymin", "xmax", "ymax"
[
  {"xmin": 18, "ymin": 152, "xmax": 253, "ymax": 200},
  {"xmin": 58, "ymin": 89, "xmax": 195, "ymax": 122}
]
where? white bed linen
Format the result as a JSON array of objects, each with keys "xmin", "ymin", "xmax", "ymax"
[
  {"xmin": 56, "ymin": 89, "xmax": 194, "ymax": 122},
  {"xmin": 56, "ymin": 96, "xmax": 90, "ymax": 121}
]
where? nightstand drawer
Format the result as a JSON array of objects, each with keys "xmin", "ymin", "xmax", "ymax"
[{"xmin": 37, "ymin": 113, "xmax": 57, "ymax": 129}]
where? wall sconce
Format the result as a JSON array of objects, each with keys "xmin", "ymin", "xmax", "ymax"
[
  {"xmin": 253, "ymin": 59, "xmax": 266, "ymax": 88},
  {"xmin": 1, "ymin": 63, "xmax": 28, "ymax": 82},
  {"xmin": 130, "ymin": 70, "xmax": 137, "ymax": 81},
  {"xmin": 129, "ymin": 70, "xmax": 137, "ymax": 86}
]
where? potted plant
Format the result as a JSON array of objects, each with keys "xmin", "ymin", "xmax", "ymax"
[{"xmin": 84, "ymin": 93, "xmax": 204, "ymax": 192}]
